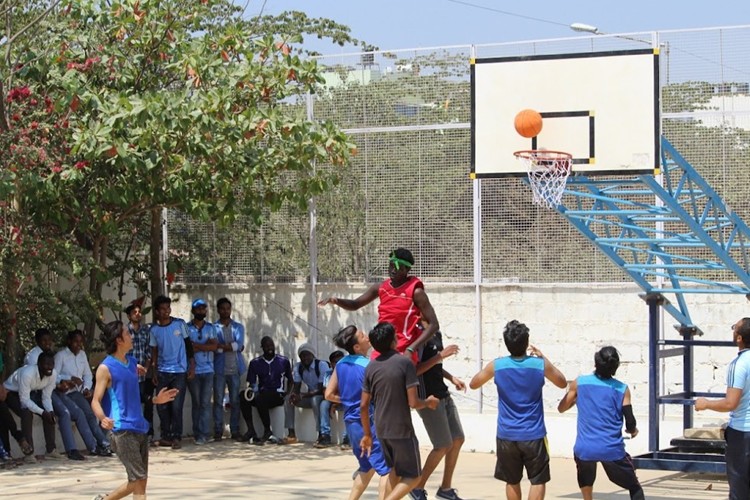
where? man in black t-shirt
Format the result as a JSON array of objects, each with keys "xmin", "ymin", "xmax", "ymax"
[
  {"xmin": 361, "ymin": 322, "xmax": 439, "ymax": 500},
  {"xmin": 410, "ymin": 333, "xmax": 466, "ymax": 500}
]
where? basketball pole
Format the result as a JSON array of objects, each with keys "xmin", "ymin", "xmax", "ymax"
[{"xmin": 470, "ymin": 43, "xmax": 484, "ymax": 415}]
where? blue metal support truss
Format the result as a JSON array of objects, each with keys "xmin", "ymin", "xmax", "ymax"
[
  {"xmin": 555, "ymin": 136, "xmax": 750, "ymax": 331},
  {"xmin": 536, "ymin": 136, "xmax": 750, "ymax": 473}
]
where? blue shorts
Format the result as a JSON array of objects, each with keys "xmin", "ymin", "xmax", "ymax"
[{"xmin": 346, "ymin": 419, "xmax": 390, "ymax": 476}]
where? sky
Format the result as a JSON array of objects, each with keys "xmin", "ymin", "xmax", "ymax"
[{"xmin": 253, "ymin": 0, "xmax": 750, "ymax": 53}]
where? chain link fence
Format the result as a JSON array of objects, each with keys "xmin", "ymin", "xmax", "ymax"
[{"xmin": 168, "ymin": 25, "xmax": 750, "ymax": 285}]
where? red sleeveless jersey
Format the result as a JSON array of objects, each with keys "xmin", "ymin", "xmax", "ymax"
[{"xmin": 373, "ymin": 276, "xmax": 424, "ymax": 362}]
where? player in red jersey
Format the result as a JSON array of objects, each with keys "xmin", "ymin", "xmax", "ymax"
[{"xmin": 318, "ymin": 248, "xmax": 440, "ymax": 362}]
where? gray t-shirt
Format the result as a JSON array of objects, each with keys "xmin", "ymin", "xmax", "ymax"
[
  {"xmin": 222, "ymin": 325, "xmax": 239, "ymax": 376},
  {"xmin": 362, "ymin": 350, "xmax": 418, "ymax": 439}
]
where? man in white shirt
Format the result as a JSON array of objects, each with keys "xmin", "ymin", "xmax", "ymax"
[
  {"xmin": 3, "ymin": 351, "xmax": 85, "ymax": 460},
  {"xmin": 55, "ymin": 330, "xmax": 113, "ymax": 456}
]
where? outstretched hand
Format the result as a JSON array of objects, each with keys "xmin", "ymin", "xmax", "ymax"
[
  {"xmin": 528, "ymin": 344, "xmax": 544, "ymax": 358},
  {"xmin": 154, "ymin": 387, "xmax": 179, "ymax": 405},
  {"xmin": 317, "ymin": 297, "xmax": 337, "ymax": 307},
  {"xmin": 440, "ymin": 344, "xmax": 459, "ymax": 360}
]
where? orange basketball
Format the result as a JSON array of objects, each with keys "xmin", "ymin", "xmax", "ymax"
[{"xmin": 514, "ymin": 109, "xmax": 543, "ymax": 138}]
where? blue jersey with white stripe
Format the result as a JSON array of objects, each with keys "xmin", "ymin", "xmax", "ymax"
[
  {"xmin": 336, "ymin": 354, "xmax": 371, "ymax": 423},
  {"xmin": 728, "ymin": 349, "xmax": 750, "ymax": 432},
  {"xmin": 574, "ymin": 374, "xmax": 627, "ymax": 461},
  {"xmin": 102, "ymin": 355, "xmax": 149, "ymax": 434},
  {"xmin": 494, "ymin": 356, "xmax": 546, "ymax": 440}
]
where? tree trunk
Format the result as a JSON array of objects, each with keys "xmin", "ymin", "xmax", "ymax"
[
  {"xmin": 3, "ymin": 299, "xmax": 18, "ymax": 379},
  {"xmin": 150, "ymin": 208, "xmax": 164, "ymax": 302}
]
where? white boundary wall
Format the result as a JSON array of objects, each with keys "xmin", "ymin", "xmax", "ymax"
[{"xmin": 165, "ymin": 283, "xmax": 745, "ymax": 457}]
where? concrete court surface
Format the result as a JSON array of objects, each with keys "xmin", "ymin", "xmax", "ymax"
[{"xmin": 0, "ymin": 440, "xmax": 728, "ymax": 499}]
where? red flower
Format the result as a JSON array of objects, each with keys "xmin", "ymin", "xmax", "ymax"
[
  {"xmin": 74, "ymin": 161, "xmax": 88, "ymax": 170},
  {"xmin": 52, "ymin": 165, "xmax": 63, "ymax": 173}
]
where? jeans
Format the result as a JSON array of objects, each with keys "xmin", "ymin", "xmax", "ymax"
[
  {"xmin": 155, "ymin": 371, "xmax": 187, "ymax": 441},
  {"xmin": 285, "ymin": 394, "xmax": 326, "ymax": 435},
  {"xmin": 67, "ymin": 391, "xmax": 110, "ymax": 447},
  {"xmin": 320, "ymin": 399, "xmax": 346, "ymax": 439},
  {"xmin": 188, "ymin": 373, "xmax": 213, "ymax": 440},
  {"xmin": 213, "ymin": 373, "xmax": 240, "ymax": 437},
  {"xmin": 6, "ymin": 391, "xmax": 76, "ymax": 454},
  {"xmin": 53, "ymin": 392, "xmax": 97, "ymax": 452},
  {"xmin": 139, "ymin": 379, "xmax": 155, "ymax": 436}
]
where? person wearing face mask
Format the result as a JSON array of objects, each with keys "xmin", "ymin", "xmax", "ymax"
[{"xmin": 186, "ymin": 299, "xmax": 218, "ymax": 445}]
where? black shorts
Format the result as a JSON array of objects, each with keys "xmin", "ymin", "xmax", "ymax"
[
  {"xmin": 575, "ymin": 454, "xmax": 643, "ymax": 497},
  {"xmin": 495, "ymin": 437, "xmax": 550, "ymax": 485},
  {"xmin": 380, "ymin": 436, "xmax": 422, "ymax": 480}
]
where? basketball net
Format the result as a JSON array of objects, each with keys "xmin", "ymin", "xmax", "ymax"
[{"xmin": 513, "ymin": 150, "xmax": 572, "ymax": 209}]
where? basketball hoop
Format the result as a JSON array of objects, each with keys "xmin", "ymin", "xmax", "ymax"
[{"xmin": 514, "ymin": 150, "xmax": 572, "ymax": 209}]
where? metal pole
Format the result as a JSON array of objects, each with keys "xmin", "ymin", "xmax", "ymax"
[
  {"xmin": 647, "ymin": 293, "xmax": 662, "ymax": 453},
  {"xmin": 471, "ymin": 44, "xmax": 483, "ymax": 414},
  {"xmin": 307, "ymin": 91, "xmax": 319, "ymax": 353}
]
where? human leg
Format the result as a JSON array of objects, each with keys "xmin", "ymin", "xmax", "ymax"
[
  {"xmin": 5, "ymin": 392, "xmax": 35, "ymax": 453},
  {"xmin": 170, "ymin": 373, "xmax": 187, "ymax": 442},
  {"xmin": 350, "ymin": 469, "xmax": 375, "ymax": 500},
  {"xmin": 414, "ymin": 399, "xmax": 453, "ymax": 491},
  {"xmin": 725, "ymin": 426, "xmax": 750, "ymax": 500},
  {"xmin": 101, "ymin": 430, "xmax": 149, "ymax": 499},
  {"xmin": 213, "ymin": 374, "xmax": 226, "ymax": 438},
  {"xmin": 284, "ymin": 393, "xmax": 296, "ymax": 437},
  {"xmin": 155, "ymin": 372, "xmax": 173, "ymax": 443},
  {"xmin": 226, "ymin": 374, "xmax": 241, "ymax": 436},
  {"xmin": 187, "ymin": 376, "xmax": 201, "ymax": 439},
  {"xmin": 438, "ymin": 396, "xmax": 465, "ymax": 494},
  {"xmin": 601, "ymin": 456, "xmax": 644, "ymax": 500},
  {"xmin": 495, "ymin": 438, "xmax": 525, "ymax": 500},
  {"xmin": 58, "ymin": 392, "xmax": 98, "ymax": 452},
  {"xmin": 521, "ymin": 438, "xmax": 550, "ymax": 500},
  {"xmin": 48, "ymin": 391, "xmax": 78, "ymax": 453},
  {"xmin": 69, "ymin": 391, "xmax": 110, "ymax": 449},
  {"xmin": 574, "ymin": 456, "xmax": 596, "ymax": 500},
  {"xmin": 198, "ymin": 373, "xmax": 213, "ymax": 441},
  {"xmin": 380, "ymin": 436, "xmax": 422, "ymax": 500},
  {"xmin": 139, "ymin": 379, "xmax": 155, "ymax": 437}
]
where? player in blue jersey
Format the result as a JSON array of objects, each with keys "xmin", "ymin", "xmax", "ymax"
[
  {"xmin": 324, "ymin": 325, "xmax": 392, "ymax": 500},
  {"xmin": 558, "ymin": 346, "xmax": 644, "ymax": 500},
  {"xmin": 470, "ymin": 319, "xmax": 566, "ymax": 500},
  {"xmin": 91, "ymin": 320, "xmax": 179, "ymax": 500}
]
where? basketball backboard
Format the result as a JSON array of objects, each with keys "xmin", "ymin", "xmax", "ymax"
[{"xmin": 471, "ymin": 48, "xmax": 660, "ymax": 178}]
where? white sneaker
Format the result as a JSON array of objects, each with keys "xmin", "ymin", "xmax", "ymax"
[
  {"xmin": 45, "ymin": 450, "xmax": 66, "ymax": 460},
  {"xmin": 23, "ymin": 454, "xmax": 39, "ymax": 464}
]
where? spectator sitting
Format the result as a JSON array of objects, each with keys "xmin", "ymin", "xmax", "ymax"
[
  {"xmin": 54, "ymin": 329, "xmax": 113, "ymax": 456},
  {"xmin": 286, "ymin": 343, "xmax": 330, "ymax": 447},
  {"xmin": 24, "ymin": 329, "xmax": 93, "ymax": 460},
  {"xmin": 4, "ymin": 351, "xmax": 87, "ymax": 461},
  {"xmin": 320, "ymin": 350, "xmax": 349, "ymax": 449},
  {"xmin": 241, "ymin": 336, "xmax": 293, "ymax": 444},
  {"xmin": 0, "ymin": 381, "xmax": 34, "ymax": 461}
]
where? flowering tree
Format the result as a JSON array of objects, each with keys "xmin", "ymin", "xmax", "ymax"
[{"xmin": 0, "ymin": 0, "xmax": 359, "ymax": 370}]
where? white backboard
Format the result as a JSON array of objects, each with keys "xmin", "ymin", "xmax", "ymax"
[{"xmin": 471, "ymin": 49, "xmax": 660, "ymax": 177}]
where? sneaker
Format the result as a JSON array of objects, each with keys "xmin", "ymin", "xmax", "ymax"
[
  {"xmin": 435, "ymin": 488, "xmax": 463, "ymax": 500},
  {"xmin": 156, "ymin": 439, "xmax": 173, "ymax": 447},
  {"xmin": 214, "ymin": 433, "xmax": 224, "ymax": 442},
  {"xmin": 194, "ymin": 437, "xmax": 207, "ymax": 446},
  {"xmin": 171, "ymin": 440, "xmax": 182, "ymax": 450},
  {"xmin": 314, "ymin": 434, "xmax": 332, "ymax": 448},
  {"xmin": 266, "ymin": 435, "xmax": 281, "ymax": 445},
  {"xmin": 340, "ymin": 436, "xmax": 351, "ymax": 450},
  {"xmin": 67, "ymin": 450, "xmax": 86, "ymax": 461},
  {"xmin": 250, "ymin": 436, "xmax": 264, "ymax": 446},
  {"xmin": 283, "ymin": 435, "xmax": 298, "ymax": 445},
  {"xmin": 235, "ymin": 432, "xmax": 253, "ymax": 442},
  {"xmin": 94, "ymin": 445, "xmax": 113, "ymax": 457},
  {"xmin": 92, "ymin": 495, "xmax": 107, "ymax": 500},
  {"xmin": 409, "ymin": 488, "xmax": 428, "ymax": 500},
  {"xmin": 0, "ymin": 456, "xmax": 16, "ymax": 469},
  {"xmin": 23, "ymin": 454, "xmax": 38, "ymax": 465},
  {"xmin": 45, "ymin": 450, "xmax": 67, "ymax": 460}
]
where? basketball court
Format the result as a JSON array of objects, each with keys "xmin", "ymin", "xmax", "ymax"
[{"xmin": 0, "ymin": 442, "xmax": 728, "ymax": 499}]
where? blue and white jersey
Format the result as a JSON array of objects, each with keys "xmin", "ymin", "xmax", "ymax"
[
  {"xmin": 149, "ymin": 318, "xmax": 190, "ymax": 373},
  {"xmin": 336, "ymin": 354, "xmax": 371, "ymax": 424},
  {"xmin": 102, "ymin": 355, "xmax": 149, "ymax": 434},
  {"xmin": 574, "ymin": 373, "xmax": 628, "ymax": 461},
  {"xmin": 728, "ymin": 349, "xmax": 750, "ymax": 432},
  {"xmin": 187, "ymin": 320, "xmax": 216, "ymax": 375},
  {"xmin": 493, "ymin": 356, "xmax": 546, "ymax": 441}
]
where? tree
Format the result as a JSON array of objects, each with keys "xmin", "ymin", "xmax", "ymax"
[{"xmin": 0, "ymin": 0, "xmax": 359, "ymax": 367}]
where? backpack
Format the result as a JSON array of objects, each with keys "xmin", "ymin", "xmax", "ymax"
[{"xmin": 298, "ymin": 359, "xmax": 321, "ymax": 379}]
